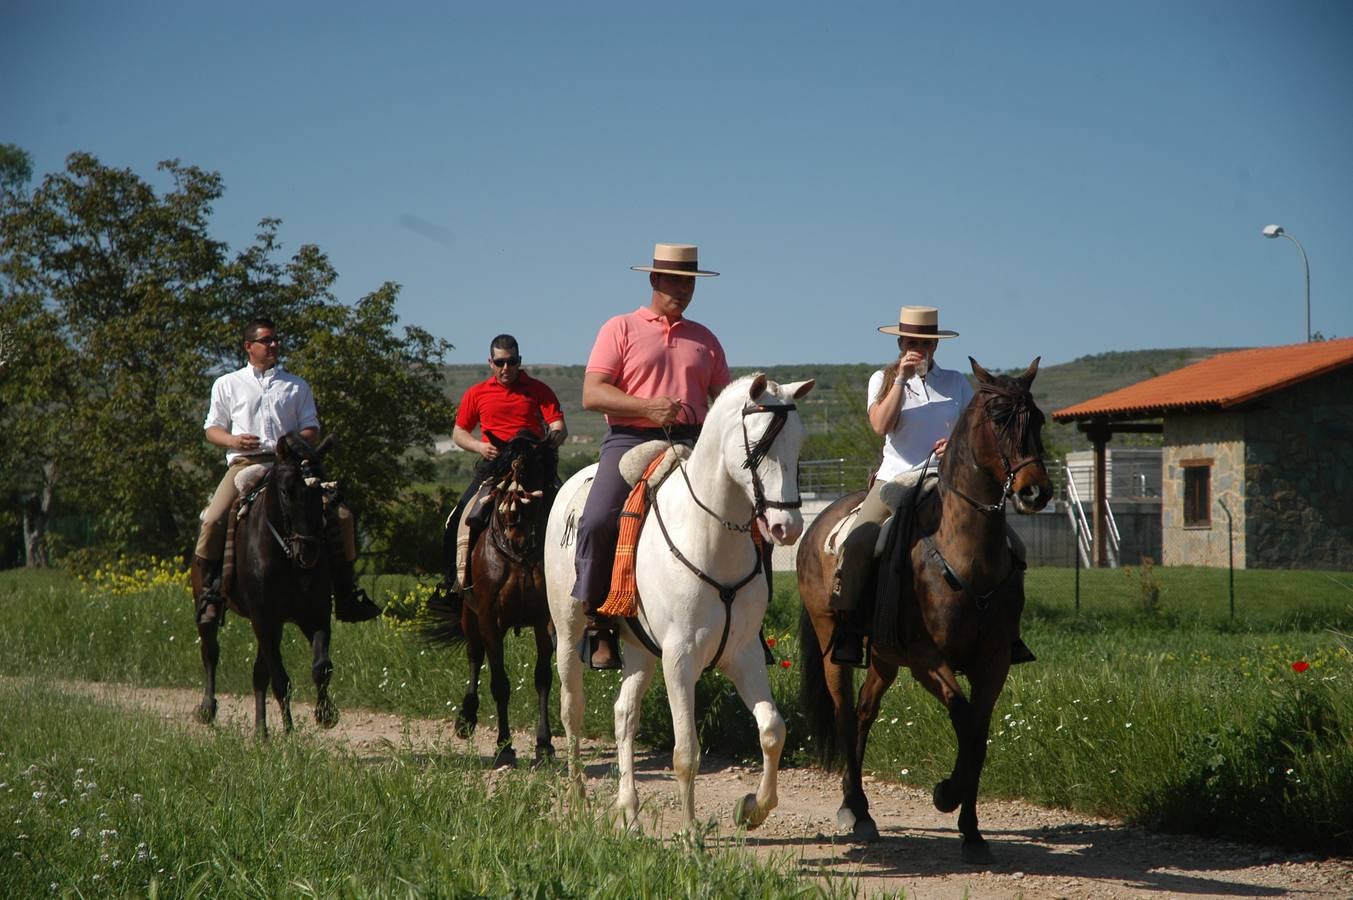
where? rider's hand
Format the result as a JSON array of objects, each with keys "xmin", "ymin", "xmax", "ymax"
[
  {"xmin": 478, "ymin": 443, "xmax": 499, "ymax": 461},
  {"xmin": 932, "ymin": 437, "xmax": 949, "ymax": 458},
  {"xmin": 234, "ymin": 433, "xmax": 262, "ymax": 452},
  {"xmin": 643, "ymin": 396, "xmax": 682, "ymax": 428},
  {"xmin": 898, "ymin": 350, "xmax": 927, "ymax": 383}
]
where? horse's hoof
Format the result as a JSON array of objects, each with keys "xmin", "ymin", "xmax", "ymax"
[
  {"xmin": 836, "ymin": 806, "xmax": 858, "ymax": 831},
  {"xmin": 314, "ymin": 704, "xmax": 339, "ymax": 729},
  {"xmin": 493, "ymin": 745, "xmax": 517, "ymax": 768},
  {"xmin": 733, "ymin": 793, "xmax": 764, "ymax": 830},
  {"xmin": 454, "ymin": 718, "xmax": 475, "ymax": 740},
  {"xmin": 961, "ymin": 837, "xmax": 992, "ymax": 865},
  {"xmin": 532, "ymin": 745, "xmax": 556, "ymax": 768},
  {"xmin": 933, "ymin": 779, "xmax": 961, "ymax": 814},
  {"xmin": 853, "ymin": 818, "xmax": 880, "ymax": 843},
  {"xmin": 195, "ymin": 699, "xmax": 217, "ymax": 724}
]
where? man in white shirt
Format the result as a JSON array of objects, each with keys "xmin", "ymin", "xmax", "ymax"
[{"xmin": 191, "ymin": 318, "xmax": 381, "ymax": 627}]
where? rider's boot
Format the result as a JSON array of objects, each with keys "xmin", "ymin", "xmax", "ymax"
[
  {"xmin": 192, "ymin": 555, "xmax": 224, "ymax": 627},
  {"xmin": 583, "ymin": 609, "xmax": 622, "ymax": 671},
  {"xmin": 331, "ymin": 553, "xmax": 382, "ymax": 623},
  {"xmin": 827, "ymin": 524, "xmax": 876, "ymax": 669}
]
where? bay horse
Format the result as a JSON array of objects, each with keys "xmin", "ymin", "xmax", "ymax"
[
  {"xmin": 544, "ymin": 373, "xmax": 814, "ymax": 832},
  {"xmin": 192, "ymin": 431, "xmax": 341, "ymax": 737},
  {"xmin": 798, "ymin": 358, "xmax": 1051, "ymax": 862},
  {"xmin": 426, "ymin": 432, "xmax": 557, "ymax": 767}
]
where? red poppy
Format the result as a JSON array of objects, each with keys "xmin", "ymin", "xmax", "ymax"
[
  {"xmin": 1291, "ymin": 660, "xmax": 1310, "ymax": 673},
  {"xmin": 780, "ymin": 659, "xmax": 793, "ymax": 669},
  {"xmin": 766, "ymin": 637, "xmax": 778, "ymax": 648}
]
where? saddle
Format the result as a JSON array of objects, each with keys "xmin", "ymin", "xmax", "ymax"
[{"xmin": 822, "ymin": 467, "xmax": 938, "ymax": 560}]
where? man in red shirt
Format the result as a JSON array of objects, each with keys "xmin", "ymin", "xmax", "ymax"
[
  {"xmin": 442, "ymin": 334, "xmax": 567, "ymax": 618},
  {"xmin": 572, "ymin": 243, "xmax": 729, "ymax": 669}
]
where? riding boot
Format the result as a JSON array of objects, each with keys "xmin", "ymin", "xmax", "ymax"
[
  {"xmin": 583, "ymin": 611, "xmax": 622, "ymax": 671},
  {"xmin": 192, "ymin": 555, "xmax": 224, "ymax": 627},
  {"xmin": 331, "ymin": 554, "xmax": 382, "ymax": 623},
  {"xmin": 829, "ymin": 612, "xmax": 868, "ymax": 669},
  {"xmin": 827, "ymin": 527, "xmax": 875, "ymax": 669}
]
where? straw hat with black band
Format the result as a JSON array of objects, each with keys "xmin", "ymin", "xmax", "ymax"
[
  {"xmin": 631, "ymin": 243, "xmax": 719, "ymax": 277},
  {"xmin": 878, "ymin": 305, "xmax": 959, "ymax": 339}
]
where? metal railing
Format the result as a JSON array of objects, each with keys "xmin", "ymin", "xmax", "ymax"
[{"xmin": 1064, "ymin": 463, "xmax": 1120, "ymax": 567}]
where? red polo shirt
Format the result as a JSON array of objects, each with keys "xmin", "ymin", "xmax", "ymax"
[{"xmin": 456, "ymin": 370, "xmax": 564, "ymax": 442}]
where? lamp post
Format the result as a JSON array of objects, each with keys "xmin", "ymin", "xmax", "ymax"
[{"xmin": 1261, "ymin": 224, "xmax": 1311, "ymax": 343}]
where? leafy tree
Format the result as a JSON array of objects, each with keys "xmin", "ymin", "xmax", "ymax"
[{"xmin": 1, "ymin": 152, "xmax": 453, "ymax": 565}]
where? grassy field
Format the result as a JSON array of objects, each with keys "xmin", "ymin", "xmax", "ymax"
[
  {"xmin": 0, "ymin": 681, "xmax": 836, "ymax": 898},
  {"xmin": 2, "ymin": 562, "xmax": 1350, "ymax": 863}
]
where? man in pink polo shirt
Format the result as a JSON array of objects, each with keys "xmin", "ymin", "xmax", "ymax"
[{"xmin": 571, "ymin": 243, "xmax": 730, "ymax": 669}]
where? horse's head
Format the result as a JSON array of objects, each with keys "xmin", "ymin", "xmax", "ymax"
[
  {"xmin": 959, "ymin": 358, "xmax": 1052, "ymax": 514},
  {"xmin": 715, "ymin": 373, "xmax": 816, "ymax": 546},
  {"xmin": 485, "ymin": 430, "xmax": 554, "ymax": 532},
  {"xmin": 270, "ymin": 432, "xmax": 335, "ymax": 569}
]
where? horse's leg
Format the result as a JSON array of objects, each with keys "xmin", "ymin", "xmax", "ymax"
[
  {"xmin": 531, "ymin": 622, "xmax": 555, "ymax": 764},
  {"xmin": 719, "ymin": 643, "xmax": 786, "ymax": 830},
  {"xmin": 951, "ymin": 654, "xmax": 1011, "ymax": 864},
  {"xmin": 258, "ymin": 621, "xmax": 293, "ymax": 734},
  {"xmin": 486, "ymin": 636, "xmax": 516, "ymax": 768},
  {"xmin": 613, "ymin": 651, "xmax": 658, "ymax": 831},
  {"xmin": 305, "ymin": 621, "xmax": 338, "ymax": 728},
  {"xmin": 659, "ymin": 650, "xmax": 702, "ymax": 833},
  {"xmin": 455, "ymin": 628, "xmax": 484, "ymax": 740},
  {"xmin": 907, "ymin": 647, "xmax": 991, "ymax": 862},
  {"xmin": 196, "ymin": 623, "xmax": 220, "ymax": 724},
  {"xmin": 845, "ymin": 658, "xmax": 900, "ymax": 843},
  {"xmin": 252, "ymin": 648, "xmax": 270, "ymax": 739},
  {"xmin": 553, "ymin": 602, "xmax": 587, "ymax": 795}
]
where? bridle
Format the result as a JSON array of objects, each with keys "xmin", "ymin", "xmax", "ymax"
[
  {"xmin": 486, "ymin": 450, "xmax": 548, "ymax": 564},
  {"xmin": 941, "ymin": 381, "xmax": 1044, "ymax": 515},
  {"xmin": 263, "ymin": 463, "xmax": 325, "ymax": 569},
  {"xmin": 668, "ymin": 400, "xmax": 802, "ymax": 533}
]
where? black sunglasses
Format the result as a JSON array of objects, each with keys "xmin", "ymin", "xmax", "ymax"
[
  {"xmin": 249, "ymin": 335, "xmax": 282, "ymax": 346},
  {"xmin": 490, "ymin": 356, "xmax": 521, "ymax": 368}
]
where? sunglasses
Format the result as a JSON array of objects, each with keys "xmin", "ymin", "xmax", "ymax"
[
  {"xmin": 490, "ymin": 356, "xmax": 521, "ymax": 368},
  {"xmin": 249, "ymin": 336, "xmax": 282, "ymax": 346}
]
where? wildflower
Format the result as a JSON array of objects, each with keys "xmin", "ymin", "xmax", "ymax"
[
  {"xmin": 70, "ymin": 827, "xmax": 82, "ymax": 839},
  {"xmin": 779, "ymin": 659, "xmax": 792, "ymax": 669},
  {"xmin": 900, "ymin": 768, "xmax": 910, "ymax": 776},
  {"xmin": 1292, "ymin": 660, "xmax": 1310, "ymax": 673},
  {"xmin": 131, "ymin": 793, "xmax": 143, "ymax": 803},
  {"xmin": 766, "ymin": 637, "xmax": 777, "ymax": 648},
  {"xmin": 31, "ymin": 791, "xmax": 44, "ymax": 801},
  {"xmin": 1125, "ymin": 722, "xmax": 1133, "ymax": 729}
]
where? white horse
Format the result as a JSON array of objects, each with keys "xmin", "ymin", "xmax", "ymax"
[{"xmin": 545, "ymin": 373, "xmax": 815, "ymax": 831}]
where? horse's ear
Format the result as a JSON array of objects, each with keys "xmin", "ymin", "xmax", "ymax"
[
  {"xmin": 277, "ymin": 435, "xmax": 294, "ymax": 461},
  {"xmin": 969, "ymin": 357, "xmax": 994, "ymax": 384},
  {"xmin": 786, "ymin": 379, "xmax": 816, "ymax": 399},
  {"xmin": 748, "ymin": 373, "xmax": 768, "ymax": 401},
  {"xmin": 315, "ymin": 434, "xmax": 337, "ymax": 457},
  {"xmin": 1017, "ymin": 357, "xmax": 1041, "ymax": 389}
]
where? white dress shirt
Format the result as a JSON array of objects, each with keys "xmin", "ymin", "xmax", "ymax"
[
  {"xmin": 868, "ymin": 362, "xmax": 974, "ymax": 481},
  {"xmin": 204, "ymin": 363, "xmax": 320, "ymax": 464}
]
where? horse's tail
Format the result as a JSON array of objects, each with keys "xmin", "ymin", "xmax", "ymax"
[
  {"xmin": 421, "ymin": 587, "xmax": 468, "ymax": 648},
  {"xmin": 799, "ymin": 603, "xmax": 847, "ymax": 770}
]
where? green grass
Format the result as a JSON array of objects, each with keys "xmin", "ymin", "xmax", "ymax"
[
  {"xmin": 0, "ymin": 681, "xmax": 836, "ymax": 898},
  {"xmin": 3, "ymin": 564, "xmax": 1351, "ymax": 856}
]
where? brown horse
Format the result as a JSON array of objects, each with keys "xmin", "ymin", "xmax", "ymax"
[
  {"xmin": 192, "ymin": 432, "xmax": 340, "ymax": 737},
  {"xmin": 426, "ymin": 432, "xmax": 557, "ymax": 767},
  {"xmin": 798, "ymin": 357, "xmax": 1051, "ymax": 863}
]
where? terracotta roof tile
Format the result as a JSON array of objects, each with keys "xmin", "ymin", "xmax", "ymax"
[{"xmin": 1052, "ymin": 337, "xmax": 1353, "ymax": 422}]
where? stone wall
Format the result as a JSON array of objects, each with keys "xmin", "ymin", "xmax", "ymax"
[
  {"xmin": 1162, "ymin": 412, "xmax": 1245, "ymax": 568},
  {"xmin": 1243, "ymin": 369, "xmax": 1353, "ymax": 570}
]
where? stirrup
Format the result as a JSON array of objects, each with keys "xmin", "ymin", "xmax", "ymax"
[
  {"xmin": 829, "ymin": 623, "xmax": 869, "ymax": 669},
  {"xmin": 580, "ymin": 622, "xmax": 622, "ymax": 671}
]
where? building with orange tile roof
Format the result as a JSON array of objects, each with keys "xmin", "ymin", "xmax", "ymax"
[{"xmin": 1052, "ymin": 339, "xmax": 1353, "ymax": 570}]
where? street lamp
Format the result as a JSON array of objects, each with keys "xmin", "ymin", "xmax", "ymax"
[{"xmin": 1261, "ymin": 224, "xmax": 1311, "ymax": 343}]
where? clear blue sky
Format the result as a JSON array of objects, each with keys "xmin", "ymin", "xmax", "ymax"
[{"xmin": 5, "ymin": 1, "xmax": 1351, "ymax": 370}]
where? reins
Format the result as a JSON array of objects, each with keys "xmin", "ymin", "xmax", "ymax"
[{"xmin": 255, "ymin": 464, "xmax": 325, "ymax": 569}]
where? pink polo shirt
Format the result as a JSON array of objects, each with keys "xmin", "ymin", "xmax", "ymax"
[{"xmin": 586, "ymin": 307, "xmax": 731, "ymax": 428}]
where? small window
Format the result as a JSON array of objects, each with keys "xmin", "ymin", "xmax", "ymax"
[{"xmin": 1183, "ymin": 462, "xmax": 1211, "ymax": 527}]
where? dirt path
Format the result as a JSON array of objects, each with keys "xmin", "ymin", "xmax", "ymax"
[{"xmin": 58, "ymin": 680, "xmax": 1351, "ymax": 898}]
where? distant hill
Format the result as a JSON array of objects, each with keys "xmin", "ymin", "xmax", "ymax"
[{"xmin": 435, "ymin": 347, "xmax": 1239, "ymax": 462}]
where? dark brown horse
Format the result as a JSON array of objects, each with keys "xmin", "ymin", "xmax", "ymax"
[
  {"xmin": 192, "ymin": 432, "xmax": 340, "ymax": 737},
  {"xmin": 798, "ymin": 358, "xmax": 1052, "ymax": 863},
  {"xmin": 427, "ymin": 432, "xmax": 557, "ymax": 767}
]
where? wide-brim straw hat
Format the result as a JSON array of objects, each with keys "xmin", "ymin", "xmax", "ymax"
[
  {"xmin": 878, "ymin": 305, "xmax": 959, "ymax": 338},
  {"xmin": 631, "ymin": 242, "xmax": 719, "ymax": 277}
]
